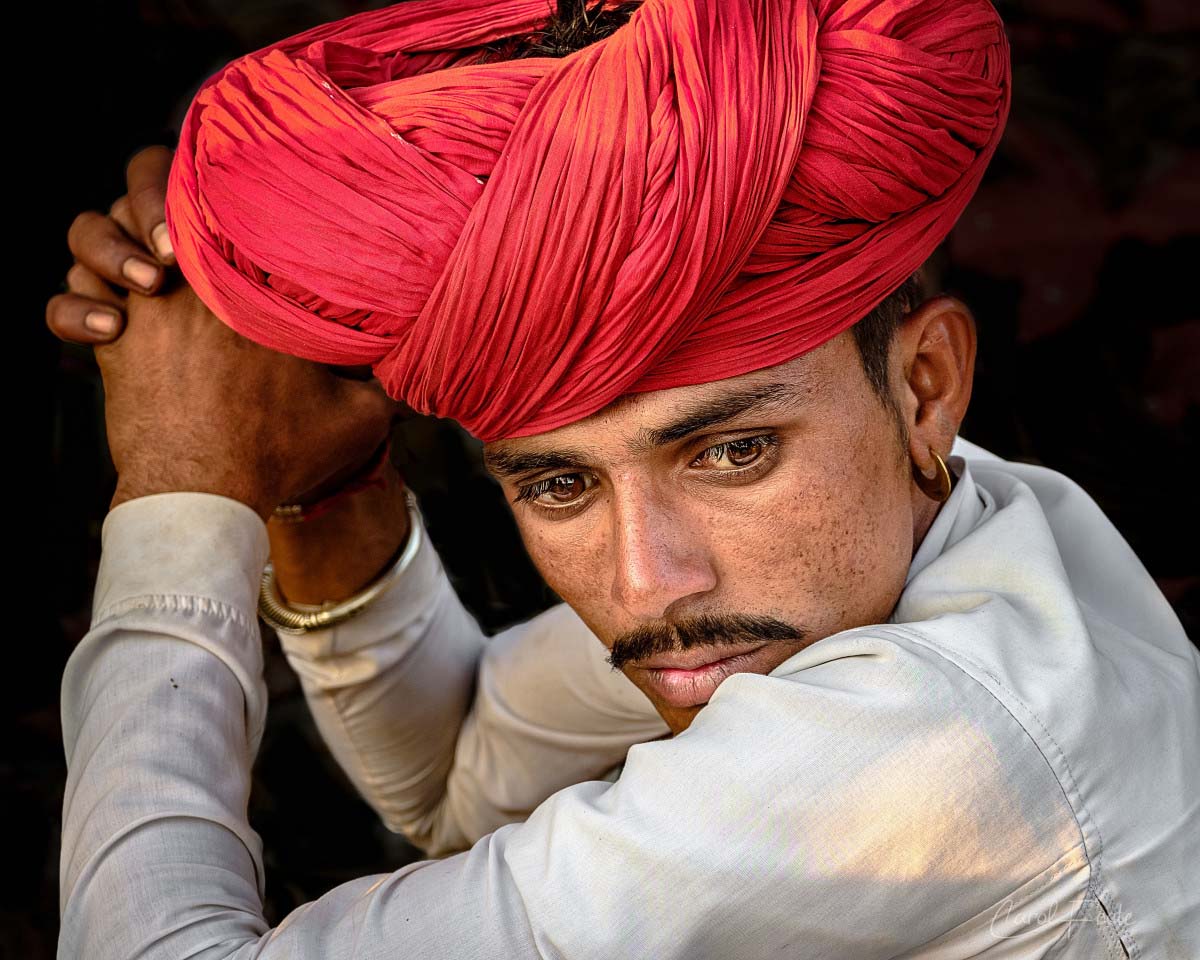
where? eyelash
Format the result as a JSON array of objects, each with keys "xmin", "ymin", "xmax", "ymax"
[
  {"xmin": 693, "ymin": 434, "xmax": 780, "ymax": 469},
  {"xmin": 513, "ymin": 474, "xmax": 594, "ymax": 506},
  {"xmin": 512, "ymin": 433, "xmax": 781, "ymax": 510}
]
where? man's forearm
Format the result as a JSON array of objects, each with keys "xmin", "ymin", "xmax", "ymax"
[
  {"xmin": 263, "ymin": 458, "xmax": 486, "ymax": 851},
  {"xmin": 259, "ymin": 476, "xmax": 490, "ymax": 853},
  {"xmin": 275, "ymin": 535, "xmax": 490, "ymax": 854},
  {"xmin": 59, "ymin": 494, "xmax": 274, "ymax": 952}
]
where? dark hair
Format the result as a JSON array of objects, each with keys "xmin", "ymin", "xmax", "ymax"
[
  {"xmin": 480, "ymin": 1, "xmax": 641, "ymax": 62},
  {"xmin": 487, "ymin": 1, "xmax": 934, "ymax": 419},
  {"xmin": 851, "ymin": 271, "xmax": 928, "ymax": 413}
]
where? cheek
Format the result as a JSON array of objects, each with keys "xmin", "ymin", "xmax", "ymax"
[
  {"xmin": 731, "ymin": 430, "xmax": 913, "ymax": 632},
  {"xmin": 516, "ymin": 515, "xmax": 614, "ymax": 622}
]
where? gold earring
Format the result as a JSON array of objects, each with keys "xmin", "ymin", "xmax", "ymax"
[{"xmin": 913, "ymin": 446, "xmax": 953, "ymax": 503}]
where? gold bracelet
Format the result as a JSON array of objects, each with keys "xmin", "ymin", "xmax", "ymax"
[{"xmin": 258, "ymin": 489, "xmax": 423, "ymax": 636}]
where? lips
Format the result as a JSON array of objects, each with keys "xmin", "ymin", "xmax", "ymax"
[
  {"xmin": 635, "ymin": 642, "xmax": 774, "ymax": 709},
  {"xmin": 637, "ymin": 640, "xmax": 770, "ymax": 672}
]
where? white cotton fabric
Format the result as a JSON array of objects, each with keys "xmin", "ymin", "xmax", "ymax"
[{"xmin": 59, "ymin": 437, "xmax": 1199, "ymax": 958}]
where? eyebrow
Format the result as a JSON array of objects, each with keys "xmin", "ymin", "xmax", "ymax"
[
  {"xmin": 483, "ymin": 446, "xmax": 593, "ymax": 479},
  {"xmin": 483, "ymin": 380, "xmax": 803, "ymax": 480},
  {"xmin": 633, "ymin": 380, "xmax": 802, "ymax": 449}
]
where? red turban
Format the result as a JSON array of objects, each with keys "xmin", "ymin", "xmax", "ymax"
[{"xmin": 165, "ymin": 0, "xmax": 1010, "ymax": 441}]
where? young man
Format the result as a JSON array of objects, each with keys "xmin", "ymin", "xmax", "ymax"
[{"xmin": 49, "ymin": 1, "xmax": 1198, "ymax": 957}]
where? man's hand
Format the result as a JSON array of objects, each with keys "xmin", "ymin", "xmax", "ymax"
[
  {"xmin": 47, "ymin": 143, "xmax": 402, "ymax": 523},
  {"xmin": 97, "ymin": 284, "xmax": 398, "ymax": 522},
  {"xmin": 47, "ymin": 146, "xmax": 176, "ymax": 344}
]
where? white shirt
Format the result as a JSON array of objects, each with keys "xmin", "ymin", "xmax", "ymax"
[{"xmin": 58, "ymin": 437, "xmax": 1199, "ymax": 958}]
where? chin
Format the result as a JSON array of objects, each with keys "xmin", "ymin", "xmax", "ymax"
[{"xmin": 660, "ymin": 703, "xmax": 703, "ymax": 736}]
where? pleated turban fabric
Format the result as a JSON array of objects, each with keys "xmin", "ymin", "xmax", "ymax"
[{"xmin": 165, "ymin": 0, "xmax": 1010, "ymax": 441}]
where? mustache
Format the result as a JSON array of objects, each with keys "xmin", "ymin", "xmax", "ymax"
[{"xmin": 606, "ymin": 613, "xmax": 808, "ymax": 671}]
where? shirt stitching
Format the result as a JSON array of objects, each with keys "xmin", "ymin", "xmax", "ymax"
[{"xmin": 93, "ymin": 592, "xmax": 259, "ymax": 636}]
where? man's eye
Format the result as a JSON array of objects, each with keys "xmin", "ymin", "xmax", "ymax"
[
  {"xmin": 693, "ymin": 435, "xmax": 778, "ymax": 470},
  {"xmin": 515, "ymin": 473, "xmax": 595, "ymax": 507}
]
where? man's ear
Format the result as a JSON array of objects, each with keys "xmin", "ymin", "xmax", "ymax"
[{"xmin": 893, "ymin": 296, "xmax": 976, "ymax": 475}]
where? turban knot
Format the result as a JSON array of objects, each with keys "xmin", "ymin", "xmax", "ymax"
[{"xmin": 166, "ymin": 0, "xmax": 1010, "ymax": 440}]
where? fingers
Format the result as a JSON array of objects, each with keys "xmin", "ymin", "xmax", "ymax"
[
  {"xmin": 109, "ymin": 195, "xmax": 137, "ymax": 237},
  {"xmin": 52, "ymin": 145, "xmax": 174, "ymax": 351},
  {"xmin": 67, "ymin": 261, "xmax": 125, "ymax": 307},
  {"xmin": 125, "ymin": 146, "xmax": 175, "ymax": 263},
  {"xmin": 67, "ymin": 210, "xmax": 166, "ymax": 295},
  {"xmin": 46, "ymin": 291, "xmax": 125, "ymax": 344}
]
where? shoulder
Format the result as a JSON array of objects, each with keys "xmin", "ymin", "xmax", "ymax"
[
  {"xmin": 720, "ymin": 624, "xmax": 1089, "ymax": 844},
  {"xmin": 724, "ymin": 629, "xmax": 1090, "ymax": 933},
  {"xmin": 496, "ymin": 629, "xmax": 1090, "ymax": 957},
  {"xmin": 704, "ymin": 629, "xmax": 1087, "ymax": 888}
]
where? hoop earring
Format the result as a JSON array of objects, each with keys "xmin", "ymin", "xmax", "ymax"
[{"xmin": 913, "ymin": 446, "xmax": 953, "ymax": 503}]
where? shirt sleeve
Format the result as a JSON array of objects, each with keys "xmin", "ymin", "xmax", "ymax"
[
  {"xmin": 60, "ymin": 493, "xmax": 1089, "ymax": 960},
  {"xmin": 272, "ymin": 499, "xmax": 668, "ymax": 857}
]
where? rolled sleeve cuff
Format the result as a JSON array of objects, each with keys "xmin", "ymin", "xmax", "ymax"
[{"xmin": 91, "ymin": 492, "xmax": 271, "ymax": 627}]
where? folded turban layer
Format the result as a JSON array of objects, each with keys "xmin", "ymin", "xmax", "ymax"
[{"xmin": 165, "ymin": 0, "xmax": 1010, "ymax": 441}]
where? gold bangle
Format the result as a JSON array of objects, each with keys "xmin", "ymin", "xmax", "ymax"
[{"xmin": 258, "ymin": 489, "xmax": 423, "ymax": 636}]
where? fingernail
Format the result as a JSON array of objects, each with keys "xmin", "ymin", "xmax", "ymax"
[
  {"xmin": 122, "ymin": 257, "xmax": 159, "ymax": 290},
  {"xmin": 85, "ymin": 311, "xmax": 118, "ymax": 335},
  {"xmin": 151, "ymin": 223, "xmax": 173, "ymax": 261}
]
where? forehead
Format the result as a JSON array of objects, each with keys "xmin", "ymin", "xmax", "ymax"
[{"xmin": 482, "ymin": 337, "xmax": 855, "ymax": 473}]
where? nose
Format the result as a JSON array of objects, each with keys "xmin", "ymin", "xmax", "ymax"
[{"xmin": 609, "ymin": 483, "xmax": 718, "ymax": 621}]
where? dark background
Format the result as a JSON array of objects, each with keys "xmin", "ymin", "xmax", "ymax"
[{"xmin": 10, "ymin": 0, "xmax": 1198, "ymax": 955}]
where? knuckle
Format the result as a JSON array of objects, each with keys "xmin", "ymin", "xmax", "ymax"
[
  {"xmin": 128, "ymin": 176, "xmax": 154, "ymax": 198},
  {"xmin": 132, "ymin": 144, "xmax": 170, "ymax": 164},
  {"xmin": 68, "ymin": 211, "xmax": 128, "ymax": 268},
  {"xmin": 95, "ymin": 232, "xmax": 127, "ymax": 269},
  {"xmin": 66, "ymin": 210, "xmax": 101, "ymax": 250},
  {"xmin": 45, "ymin": 295, "xmax": 72, "ymax": 337},
  {"xmin": 126, "ymin": 145, "xmax": 155, "ymax": 177},
  {"xmin": 127, "ymin": 145, "xmax": 173, "ymax": 185},
  {"xmin": 66, "ymin": 262, "xmax": 90, "ymax": 291},
  {"xmin": 128, "ymin": 183, "xmax": 165, "ymax": 212}
]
